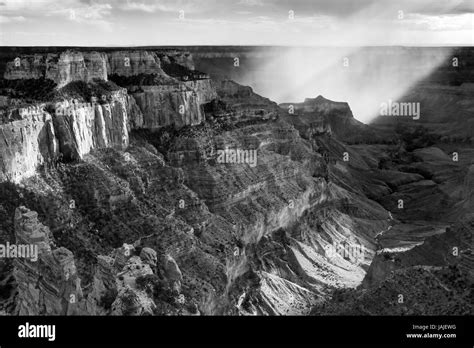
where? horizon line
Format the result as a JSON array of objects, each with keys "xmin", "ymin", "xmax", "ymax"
[{"xmin": 1, "ymin": 44, "xmax": 473, "ymax": 48}]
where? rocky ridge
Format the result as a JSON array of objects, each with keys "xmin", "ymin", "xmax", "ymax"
[{"xmin": 0, "ymin": 50, "xmax": 216, "ymax": 183}]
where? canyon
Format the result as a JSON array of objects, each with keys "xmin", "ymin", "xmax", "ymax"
[{"xmin": 0, "ymin": 47, "xmax": 472, "ymax": 316}]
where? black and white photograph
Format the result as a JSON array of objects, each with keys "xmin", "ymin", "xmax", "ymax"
[{"xmin": 0, "ymin": 0, "xmax": 473, "ymax": 346}]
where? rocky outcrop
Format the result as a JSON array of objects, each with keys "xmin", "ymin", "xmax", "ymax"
[
  {"xmin": 1, "ymin": 50, "xmax": 216, "ymax": 180},
  {"xmin": 0, "ymin": 107, "xmax": 58, "ymax": 182},
  {"xmin": 313, "ymin": 214, "xmax": 473, "ymax": 315},
  {"xmin": 131, "ymin": 85, "xmax": 205, "ymax": 129},
  {"xmin": 162, "ymin": 50, "xmax": 195, "ymax": 71},
  {"xmin": 3, "ymin": 50, "xmax": 194, "ymax": 88},
  {"xmin": 111, "ymin": 254, "xmax": 156, "ymax": 316},
  {"xmin": 50, "ymin": 51, "xmax": 108, "ymax": 88},
  {"xmin": 4, "ymin": 51, "xmax": 108, "ymax": 88},
  {"xmin": 209, "ymin": 80, "xmax": 279, "ymax": 123},
  {"xmin": 13, "ymin": 206, "xmax": 84, "ymax": 315},
  {"xmin": 184, "ymin": 79, "xmax": 217, "ymax": 106},
  {"xmin": 280, "ymin": 95, "xmax": 382, "ymax": 144},
  {"xmin": 162, "ymin": 254, "xmax": 183, "ymax": 293},
  {"xmin": 140, "ymin": 247, "xmax": 158, "ymax": 266},
  {"xmin": 363, "ymin": 215, "xmax": 473, "ymax": 288},
  {"xmin": 0, "ymin": 77, "xmax": 213, "ymax": 181},
  {"xmin": 85, "ymin": 255, "xmax": 117, "ymax": 315},
  {"xmin": 0, "ymin": 88, "xmax": 137, "ymax": 182},
  {"xmin": 85, "ymin": 243, "xmax": 189, "ymax": 316},
  {"xmin": 126, "ymin": 76, "xmax": 216, "ymax": 130},
  {"xmin": 107, "ymin": 51, "xmax": 166, "ymax": 77},
  {"xmin": 3, "ymin": 54, "xmax": 46, "ymax": 80},
  {"xmin": 52, "ymin": 90, "xmax": 131, "ymax": 161}
]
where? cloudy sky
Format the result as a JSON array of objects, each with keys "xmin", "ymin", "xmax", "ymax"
[{"xmin": 0, "ymin": 0, "xmax": 472, "ymax": 46}]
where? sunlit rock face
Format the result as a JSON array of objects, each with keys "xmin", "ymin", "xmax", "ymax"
[
  {"xmin": 50, "ymin": 51, "xmax": 108, "ymax": 88},
  {"xmin": 0, "ymin": 89, "xmax": 135, "ymax": 182},
  {"xmin": 105, "ymin": 52, "xmax": 217, "ymax": 130},
  {"xmin": 2, "ymin": 48, "xmax": 217, "ymax": 133},
  {"xmin": 0, "ymin": 107, "xmax": 58, "ymax": 183},
  {"xmin": 313, "ymin": 214, "xmax": 473, "ymax": 315},
  {"xmin": 126, "ymin": 78, "xmax": 216, "ymax": 130},
  {"xmin": 52, "ymin": 90, "xmax": 132, "ymax": 161}
]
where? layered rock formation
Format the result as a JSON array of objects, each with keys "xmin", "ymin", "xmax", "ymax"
[
  {"xmin": 83, "ymin": 241, "xmax": 193, "ymax": 315},
  {"xmin": 3, "ymin": 54, "xmax": 45, "ymax": 80},
  {"xmin": 0, "ymin": 49, "xmax": 217, "ymax": 182},
  {"xmin": 4, "ymin": 51, "xmax": 108, "ymax": 88},
  {"xmin": 280, "ymin": 95, "xmax": 384, "ymax": 144},
  {"xmin": 13, "ymin": 206, "xmax": 83, "ymax": 315},
  {"xmin": 0, "ymin": 89, "xmax": 135, "ymax": 182},
  {"xmin": 107, "ymin": 51, "xmax": 166, "ymax": 77},
  {"xmin": 11, "ymin": 205, "xmax": 192, "ymax": 316},
  {"xmin": 1, "ymin": 47, "xmax": 472, "ymax": 317},
  {"xmin": 131, "ymin": 83, "xmax": 207, "ymax": 129},
  {"xmin": 113, "ymin": 61, "xmax": 216, "ymax": 130},
  {"xmin": 313, "ymin": 214, "xmax": 473, "ymax": 315},
  {"xmin": 2, "ymin": 76, "xmax": 392, "ymax": 315},
  {"xmin": 4, "ymin": 50, "xmax": 169, "ymax": 87},
  {"xmin": 161, "ymin": 50, "xmax": 195, "ymax": 71},
  {"xmin": 52, "ymin": 90, "xmax": 131, "ymax": 161},
  {"xmin": 53, "ymin": 51, "xmax": 108, "ymax": 87},
  {"xmin": 0, "ymin": 106, "xmax": 58, "ymax": 182}
]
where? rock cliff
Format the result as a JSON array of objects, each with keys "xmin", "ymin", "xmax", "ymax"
[
  {"xmin": 4, "ymin": 51, "xmax": 108, "ymax": 88},
  {"xmin": 0, "ymin": 89, "xmax": 134, "ymax": 182},
  {"xmin": 131, "ymin": 84, "xmax": 206, "ymax": 129},
  {"xmin": 0, "ymin": 106, "xmax": 59, "ymax": 183},
  {"xmin": 107, "ymin": 51, "xmax": 166, "ymax": 77},
  {"xmin": 13, "ymin": 206, "xmax": 83, "ymax": 315},
  {"xmin": 52, "ymin": 90, "xmax": 131, "ymax": 161},
  {"xmin": 0, "ymin": 49, "xmax": 216, "ymax": 182}
]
